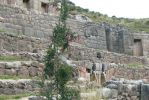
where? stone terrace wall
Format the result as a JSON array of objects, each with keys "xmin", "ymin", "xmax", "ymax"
[
  {"xmin": 0, "ymin": 61, "xmax": 44, "ymax": 78},
  {"xmin": 102, "ymin": 79, "xmax": 149, "ymax": 100},
  {"xmin": 69, "ymin": 44, "xmax": 146, "ymax": 65},
  {"xmin": 106, "ymin": 67, "xmax": 149, "ymax": 82},
  {"xmin": 0, "ymin": 4, "xmax": 84, "ymax": 38},
  {"xmin": 0, "ymin": 33, "xmax": 49, "ymax": 52},
  {"xmin": 0, "ymin": 79, "xmax": 40, "ymax": 95},
  {"xmin": 1, "ymin": 4, "xmax": 149, "ymax": 56},
  {"xmin": 0, "ymin": 4, "xmax": 108, "ymax": 50}
]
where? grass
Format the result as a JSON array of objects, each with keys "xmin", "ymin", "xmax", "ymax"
[
  {"xmin": 80, "ymin": 88, "xmax": 101, "ymax": 100},
  {"xmin": 0, "ymin": 29, "xmax": 5, "ymax": 32},
  {"xmin": 0, "ymin": 55, "xmax": 29, "ymax": 61},
  {"xmin": 128, "ymin": 63, "xmax": 143, "ymax": 68},
  {"xmin": 0, "ymin": 93, "xmax": 36, "ymax": 100},
  {"xmin": 0, "ymin": 75, "xmax": 41, "ymax": 80}
]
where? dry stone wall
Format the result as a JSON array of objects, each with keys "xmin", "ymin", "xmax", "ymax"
[
  {"xmin": 1, "ymin": 3, "xmax": 149, "ymax": 56},
  {"xmin": 0, "ymin": 4, "xmax": 108, "ymax": 51},
  {"xmin": 102, "ymin": 79, "xmax": 149, "ymax": 100},
  {"xmin": 0, "ymin": 33, "xmax": 49, "ymax": 52},
  {"xmin": 0, "ymin": 61, "xmax": 44, "ymax": 77},
  {"xmin": 0, "ymin": 4, "xmax": 84, "ymax": 38},
  {"xmin": 69, "ymin": 44, "xmax": 146, "ymax": 65},
  {"xmin": 106, "ymin": 67, "xmax": 149, "ymax": 82},
  {"xmin": 0, "ymin": 79, "xmax": 40, "ymax": 95}
]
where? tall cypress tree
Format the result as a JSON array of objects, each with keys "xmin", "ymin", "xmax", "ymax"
[{"xmin": 42, "ymin": 0, "xmax": 80, "ymax": 100}]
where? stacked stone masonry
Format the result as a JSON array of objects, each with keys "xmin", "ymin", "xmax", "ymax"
[
  {"xmin": 0, "ymin": 61, "xmax": 44, "ymax": 77},
  {"xmin": 1, "ymin": 3, "xmax": 149, "ymax": 56},
  {"xmin": 0, "ymin": 79, "xmax": 40, "ymax": 95},
  {"xmin": 102, "ymin": 79, "xmax": 149, "ymax": 100}
]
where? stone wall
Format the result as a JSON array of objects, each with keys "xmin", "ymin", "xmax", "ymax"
[
  {"xmin": 0, "ymin": 0, "xmax": 52, "ymax": 13},
  {"xmin": 0, "ymin": 61, "xmax": 44, "ymax": 77},
  {"xmin": 102, "ymin": 79, "xmax": 149, "ymax": 100},
  {"xmin": 1, "ymin": 4, "xmax": 149, "ymax": 56},
  {"xmin": 0, "ymin": 79, "xmax": 40, "ymax": 95},
  {"xmin": 0, "ymin": 33, "xmax": 49, "ymax": 52},
  {"xmin": 0, "ymin": 4, "xmax": 84, "ymax": 38},
  {"xmin": 0, "ymin": 4, "xmax": 108, "ymax": 51},
  {"xmin": 69, "ymin": 44, "xmax": 146, "ymax": 65},
  {"xmin": 106, "ymin": 67, "xmax": 149, "ymax": 82}
]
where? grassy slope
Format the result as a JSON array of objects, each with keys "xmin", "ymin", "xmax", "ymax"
[{"xmin": 67, "ymin": 1, "xmax": 149, "ymax": 33}]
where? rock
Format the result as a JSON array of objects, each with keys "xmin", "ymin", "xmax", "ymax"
[
  {"xmin": 111, "ymin": 89, "xmax": 118, "ymax": 98},
  {"xmin": 0, "ymin": 63, "xmax": 6, "ymax": 68},
  {"xmin": 7, "ymin": 68, "xmax": 17, "ymax": 75},
  {"xmin": 78, "ymin": 77, "xmax": 86, "ymax": 82},
  {"xmin": 31, "ymin": 61, "xmax": 39, "ymax": 68},
  {"xmin": 21, "ymin": 61, "xmax": 32, "ymax": 67},
  {"xmin": 18, "ymin": 67, "xmax": 29, "ymax": 77},
  {"xmin": 131, "ymin": 96, "xmax": 138, "ymax": 100},
  {"xmin": 0, "ymin": 68, "xmax": 5, "ymax": 75},
  {"xmin": 3, "ymin": 88, "xmax": 15, "ymax": 95},
  {"xmin": 75, "ymin": 14, "xmax": 92, "ymax": 22},
  {"xmin": 102, "ymin": 88, "xmax": 112, "ymax": 99},
  {"xmin": 28, "ymin": 67, "xmax": 37, "ymax": 77},
  {"xmin": 5, "ymin": 62, "xmax": 21, "ymax": 69},
  {"xmin": 28, "ymin": 96, "xmax": 47, "ymax": 100},
  {"xmin": 106, "ymin": 84, "xmax": 118, "ymax": 89}
]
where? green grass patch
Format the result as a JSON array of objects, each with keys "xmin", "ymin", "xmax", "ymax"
[
  {"xmin": 128, "ymin": 63, "xmax": 143, "ymax": 68},
  {"xmin": 0, "ymin": 93, "xmax": 36, "ymax": 100},
  {"xmin": 0, "ymin": 29, "xmax": 5, "ymax": 32},
  {"xmin": 0, "ymin": 75, "xmax": 20, "ymax": 80},
  {"xmin": 0, "ymin": 75, "xmax": 41, "ymax": 80},
  {"xmin": 0, "ymin": 55, "xmax": 28, "ymax": 61}
]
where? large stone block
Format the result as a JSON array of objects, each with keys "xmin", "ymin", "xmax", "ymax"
[
  {"xmin": 141, "ymin": 84, "xmax": 149, "ymax": 100},
  {"xmin": 18, "ymin": 67, "xmax": 29, "ymax": 77}
]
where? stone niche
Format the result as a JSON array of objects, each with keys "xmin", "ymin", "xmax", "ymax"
[
  {"xmin": 23, "ymin": 0, "xmax": 30, "ymax": 10},
  {"xmin": 41, "ymin": 2, "xmax": 49, "ymax": 13},
  {"xmin": 133, "ymin": 39, "xmax": 143, "ymax": 56}
]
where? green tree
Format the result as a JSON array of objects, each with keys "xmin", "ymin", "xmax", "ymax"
[{"xmin": 42, "ymin": 0, "xmax": 80, "ymax": 100}]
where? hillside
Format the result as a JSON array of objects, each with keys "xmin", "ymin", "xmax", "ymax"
[{"xmin": 67, "ymin": 0, "xmax": 149, "ymax": 33}]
